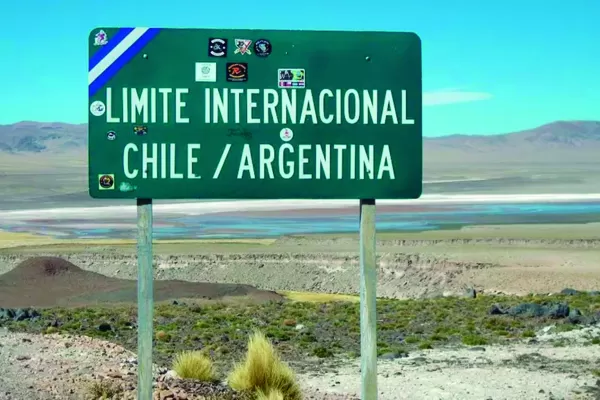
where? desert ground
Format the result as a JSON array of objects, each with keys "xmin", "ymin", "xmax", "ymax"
[{"xmin": 1, "ymin": 222, "xmax": 600, "ymax": 400}]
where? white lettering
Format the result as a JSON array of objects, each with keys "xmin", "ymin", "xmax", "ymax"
[
  {"xmin": 238, "ymin": 145, "xmax": 255, "ymax": 179},
  {"xmin": 401, "ymin": 90, "xmax": 415, "ymax": 124},
  {"xmin": 318, "ymin": 89, "xmax": 334, "ymax": 124},
  {"xmin": 343, "ymin": 89, "xmax": 360, "ymax": 124},
  {"xmin": 299, "ymin": 90, "xmax": 317, "ymax": 124},
  {"xmin": 187, "ymin": 144, "xmax": 201, "ymax": 179},
  {"xmin": 278, "ymin": 144, "xmax": 294, "ymax": 179},
  {"xmin": 158, "ymin": 88, "xmax": 172, "ymax": 123},
  {"xmin": 169, "ymin": 143, "xmax": 184, "ymax": 178},
  {"xmin": 175, "ymin": 88, "xmax": 189, "ymax": 123},
  {"xmin": 142, "ymin": 143, "xmax": 158, "ymax": 179},
  {"xmin": 259, "ymin": 145, "xmax": 275, "ymax": 179},
  {"xmin": 131, "ymin": 88, "xmax": 148, "ymax": 123},
  {"xmin": 378, "ymin": 145, "xmax": 395, "ymax": 179},
  {"xmin": 298, "ymin": 144, "xmax": 312, "ymax": 179},
  {"xmin": 106, "ymin": 88, "xmax": 120, "ymax": 123},
  {"xmin": 246, "ymin": 89, "xmax": 260, "ymax": 123},
  {"xmin": 123, "ymin": 143, "xmax": 138, "ymax": 178}
]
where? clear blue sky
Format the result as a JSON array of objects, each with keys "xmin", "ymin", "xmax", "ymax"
[{"xmin": 1, "ymin": 0, "xmax": 598, "ymax": 136}]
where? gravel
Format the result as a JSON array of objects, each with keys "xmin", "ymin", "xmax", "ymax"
[{"xmin": 1, "ymin": 326, "xmax": 599, "ymax": 400}]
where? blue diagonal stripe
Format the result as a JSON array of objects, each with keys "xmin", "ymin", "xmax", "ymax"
[
  {"xmin": 89, "ymin": 28, "xmax": 135, "ymax": 71},
  {"xmin": 89, "ymin": 28, "xmax": 161, "ymax": 97}
]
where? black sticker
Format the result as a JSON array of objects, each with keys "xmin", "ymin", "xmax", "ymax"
[
  {"xmin": 106, "ymin": 131, "xmax": 116, "ymax": 140},
  {"xmin": 226, "ymin": 63, "xmax": 248, "ymax": 82},
  {"xmin": 99, "ymin": 174, "xmax": 114, "ymax": 189},
  {"xmin": 254, "ymin": 39, "xmax": 272, "ymax": 57},
  {"xmin": 134, "ymin": 125, "xmax": 148, "ymax": 136},
  {"xmin": 208, "ymin": 38, "xmax": 228, "ymax": 57}
]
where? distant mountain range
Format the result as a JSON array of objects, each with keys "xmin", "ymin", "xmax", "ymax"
[{"xmin": 0, "ymin": 120, "xmax": 599, "ymax": 162}]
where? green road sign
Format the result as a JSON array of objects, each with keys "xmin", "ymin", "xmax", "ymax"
[{"xmin": 88, "ymin": 28, "xmax": 422, "ymax": 199}]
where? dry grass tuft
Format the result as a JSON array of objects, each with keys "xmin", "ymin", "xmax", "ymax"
[
  {"xmin": 172, "ymin": 350, "xmax": 216, "ymax": 381},
  {"xmin": 228, "ymin": 330, "xmax": 301, "ymax": 400},
  {"xmin": 255, "ymin": 388, "xmax": 285, "ymax": 400},
  {"xmin": 86, "ymin": 379, "xmax": 122, "ymax": 399}
]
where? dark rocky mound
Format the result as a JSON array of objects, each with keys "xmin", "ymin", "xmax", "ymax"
[
  {"xmin": 0, "ymin": 257, "xmax": 283, "ymax": 308},
  {"xmin": 1, "ymin": 256, "xmax": 84, "ymax": 280}
]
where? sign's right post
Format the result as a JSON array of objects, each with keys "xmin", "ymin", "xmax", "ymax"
[{"xmin": 359, "ymin": 198, "xmax": 377, "ymax": 399}]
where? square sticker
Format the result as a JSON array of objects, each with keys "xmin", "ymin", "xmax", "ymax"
[
  {"xmin": 195, "ymin": 62, "xmax": 217, "ymax": 82},
  {"xmin": 226, "ymin": 63, "xmax": 248, "ymax": 82},
  {"xmin": 278, "ymin": 68, "xmax": 305, "ymax": 88},
  {"xmin": 208, "ymin": 38, "xmax": 228, "ymax": 57},
  {"xmin": 98, "ymin": 174, "xmax": 115, "ymax": 190}
]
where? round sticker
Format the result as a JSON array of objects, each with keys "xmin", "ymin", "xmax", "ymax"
[
  {"xmin": 106, "ymin": 131, "xmax": 116, "ymax": 140},
  {"xmin": 254, "ymin": 39, "xmax": 272, "ymax": 57},
  {"xmin": 280, "ymin": 128, "xmax": 293, "ymax": 142},
  {"xmin": 98, "ymin": 174, "xmax": 114, "ymax": 189},
  {"xmin": 90, "ymin": 101, "xmax": 106, "ymax": 117}
]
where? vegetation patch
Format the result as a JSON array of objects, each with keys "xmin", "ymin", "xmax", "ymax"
[{"xmin": 2, "ymin": 293, "xmax": 599, "ymax": 370}]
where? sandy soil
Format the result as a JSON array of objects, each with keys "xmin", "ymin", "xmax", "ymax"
[{"xmin": 1, "ymin": 326, "xmax": 599, "ymax": 400}]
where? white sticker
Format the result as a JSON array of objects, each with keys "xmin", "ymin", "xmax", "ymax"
[
  {"xmin": 89, "ymin": 101, "xmax": 106, "ymax": 117},
  {"xmin": 280, "ymin": 128, "xmax": 293, "ymax": 142},
  {"xmin": 195, "ymin": 62, "xmax": 217, "ymax": 82}
]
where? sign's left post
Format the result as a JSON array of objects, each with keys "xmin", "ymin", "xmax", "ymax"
[{"xmin": 136, "ymin": 198, "xmax": 154, "ymax": 400}]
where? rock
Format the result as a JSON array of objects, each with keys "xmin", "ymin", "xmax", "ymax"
[
  {"xmin": 295, "ymin": 324, "xmax": 305, "ymax": 330},
  {"xmin": 0, "ymin": 308, "xmax": 15, "ymax": 320},
  {"xmin": 568, "ymin": 308, "xmax": 584, "ymax": 324},
  {"xmin": 508, "ymin": 303, "xmax": 547, "ymax": 317},
  {"xmin": 468, "ymin": 346, "xmax": 486, "ymax": 352},
  {"xmin": 546, "ymin": 303, "xmax": 570, "ymax": 318},
  {"xmin": 164, "ymin": 370, "xmax": 179, "ymax": 380},
  {"xmin": 463, "ymin": 287, "xmax": 477, "ymax": 299},
  {"xmin": 560, "ymin": 288, "xmax": 579, "ymax": 296},
  {"xmin": 13, "ymin": 308, "xmax": 40, "ymax": 321},
  {"xmin": 98, "ymin": 322, "xmax": 112, "ymax": 332},
  {"xmin": 488, "ymin": 304, "xmax": 505, "ymax": 315},
  {"xmin": 379, "ymin": 351, "xmax": 407, "ymax": 360},
  {"xmin": 159, "ymin": 389, "xmax": 174, "ymax": 400},
  {"xmin": 506, "ymin": 302, "xmax": 570, "ymax": 318}
]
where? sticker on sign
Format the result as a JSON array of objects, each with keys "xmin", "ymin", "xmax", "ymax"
[{"xmin": 195, "ymin": 62, "xmax": 216, "ymax": 82}]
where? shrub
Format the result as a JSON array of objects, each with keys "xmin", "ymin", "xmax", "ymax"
[
  {"xmin": 461, "ymin": 334, "xmax": 488, "ymax": 346},
  {"xmin": 172, "ymin": 350, "xmax": 216, "ymax": 381},
  {"xmin": 227, "ymin": 330, "xmax": 302, "ymax": 400},
  {"xmin": 155, "ymin": 330, "xmax": 171, "ymax": 342},
  {"xmin": 86, "ymin": 380, "xmax": 121, "ymax": 399}
]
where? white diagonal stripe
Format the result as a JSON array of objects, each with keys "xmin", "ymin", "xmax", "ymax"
[{"xmin": 88, "ymin": 27, "xmax": 150, "ymax": 85}]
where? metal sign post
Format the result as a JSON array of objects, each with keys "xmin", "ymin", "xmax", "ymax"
[
  {"xmin": 359, "ymin": 199, "xmax": 377, "ymax": 399},
  {"xmin": 136, "ymin": 198, "xmax": 154, "ymax": 400}
]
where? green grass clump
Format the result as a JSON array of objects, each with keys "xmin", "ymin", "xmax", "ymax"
[
  {"xmin": 312, "ymin": 346, "xmax": 334, "ymax": 358},
  {"xmin": 172, "ymin": 350, "xmax": 216, "ymax": 381},
  {"xmin": 461, "ymin": 334, "xmax": 488, "ymax": 346},
  {"xmin": 228, "ymin": 330, "xmax": 302, "ymax": 400}
]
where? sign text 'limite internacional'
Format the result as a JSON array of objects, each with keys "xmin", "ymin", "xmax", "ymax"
[{"xmin": 88, "ymin": 28, "xmax": 422, "ymax": 199}]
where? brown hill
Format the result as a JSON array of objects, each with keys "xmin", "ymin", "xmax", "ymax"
[
  {"xmin": 424, "ymin": 120, "xmax": 600, "ymax": 163},
  {"xmin": 0, "ymin": 257, "xmax": 283, "ymax": 308}
]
